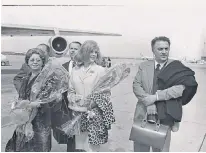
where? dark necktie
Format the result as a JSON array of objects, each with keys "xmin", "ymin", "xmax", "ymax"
[
  {"xmin": 152, "ymin": 63, "xmax": 161, "ymax": 94},
  {"xmin": 156, "ymin": 63, "xmax": 161, "ymax": 71},
  {"xmin": 149, "ymin": 63, "xmax": 161, "ymax": 123},
  {"xmin": 72, "ymin": 61, "xmax": 76, "ymax": 67}
]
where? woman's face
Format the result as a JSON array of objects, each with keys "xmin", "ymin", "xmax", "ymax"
[
  {"xmin": 28, "ymin": 53, "xmax": 43, "ymax": 71},
  {"xmin": 88, "ymin": 49, "xmax": 98, "ymax": 63}
]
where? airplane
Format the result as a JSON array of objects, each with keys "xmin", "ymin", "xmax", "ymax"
[
  {"xmin": 2, "ymin": 24, "xmax": 122, "ymax": 58},
  {"xmin": 1, "ymin": 54, "xmax": 10, "ymax": 66},
  {"xmin": 1, "ymin": 24, "xmax": 122, "ymax": 72}
]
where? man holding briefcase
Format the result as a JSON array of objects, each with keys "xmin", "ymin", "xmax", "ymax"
[{"xmin": 130, "ymin": 36, "xmax": 198, "ymax": 152}]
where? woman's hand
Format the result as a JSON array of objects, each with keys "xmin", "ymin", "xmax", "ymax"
[
  {"xmin": 56, "ymin": 92, "xmax": 62, "ymax": 101},
  {"xmin": 15, "ymin": 100, "xmax": 30, "ymax": 109},
  {"xmin": 87, "ymin": 111, "xmax": 96, "ymax": 119},
  {"xmin": 27, "ymin": 102, "xmax": 41, "ymax": 108},
  {"xmin": 25, "ymin": 122, "xmax": 34, "ymax": 141},
  {"xmin": 70, "ymin": 94, "xmax": 83, "ymax": 103}
]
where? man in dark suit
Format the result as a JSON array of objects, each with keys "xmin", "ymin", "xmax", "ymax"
[
  {"xmin": 64, "ymin": 41, "xmax": 82, "ymax": 75},
  {"xmin": 131, "ymin": 36, "xmax": 187, "ymax": 152},
  {"xmin": 52, "ymin": 41, "xmax": 82, "ymax": 152}
]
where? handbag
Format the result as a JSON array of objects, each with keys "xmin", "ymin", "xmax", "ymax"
[{"xmin": 129, "ymin": 113, "xmax": 170, "ymax": 149}]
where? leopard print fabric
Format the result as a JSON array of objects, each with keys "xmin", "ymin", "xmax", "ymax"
[{"xmin": 80, "ymin": 92, "xmax": 115, "ymax": 145}]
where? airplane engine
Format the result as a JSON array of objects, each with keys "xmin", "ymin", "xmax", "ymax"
[{"xmin": 49, "ymin": 36, "xmax": 69, "ymax": 57}]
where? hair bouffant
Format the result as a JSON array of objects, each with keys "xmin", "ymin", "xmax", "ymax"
[
  {"xmin": 74, "ymin": 40, "xmax": 102, "ymax": 66},
  {"xmin": 25, "ymin": 48, "xmax": 47, "ymax": 67}
]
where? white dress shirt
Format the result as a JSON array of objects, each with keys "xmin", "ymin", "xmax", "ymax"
[
  {"xmin": 154, "ymin": 60, "xmax": 167, "ymax": 70},
  {"xmin": 69, "ymin": 60, "xmax": 74, "ymax": 76}
]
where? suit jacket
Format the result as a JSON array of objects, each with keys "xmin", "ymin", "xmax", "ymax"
[
  {"xmin": 52, "ymin": 60, "xmax": 75, "ymax": 144},
  {"xmin": 132, "ymin": 59, "xmax": 184, "ymax": 122}
]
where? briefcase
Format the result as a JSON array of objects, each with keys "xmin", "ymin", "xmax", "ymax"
[{"xmin": 129, "ymin": 116, "xmax": 169, "ymax": 149}]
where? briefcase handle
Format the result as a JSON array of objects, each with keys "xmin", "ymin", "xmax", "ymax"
[{"xmin": 141, "ymin": 113, "xmax": 161, "ymax": 132}]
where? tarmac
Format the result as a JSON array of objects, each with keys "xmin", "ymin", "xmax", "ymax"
[{"xmin": 1, "ymin": 56, "xmax": 206, "ymax": 152}]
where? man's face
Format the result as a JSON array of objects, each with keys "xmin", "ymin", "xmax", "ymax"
[
  {"xmin": 152, "ymin": 41, "xmax": 170, "ymax": 63},
  {"xmin": 37, "ymin": 45, "xmax": 49, "ymax": 57},
  {"xmin": 69, "ymin": 43, "xmax": 81, "ymax": 60}
]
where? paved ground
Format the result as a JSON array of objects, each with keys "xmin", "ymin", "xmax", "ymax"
[{"xmin": 1, "ymin": 56, "xmax": 206, "ymax": 152}]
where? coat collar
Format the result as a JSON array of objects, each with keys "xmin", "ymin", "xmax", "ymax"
[
  {"xmin": 78, "ymin": 63, "xmax": 97, "ymax": 82},
  {"xmin": 62, "ymin": 60, "xmax": 71, "ymax": 71}
]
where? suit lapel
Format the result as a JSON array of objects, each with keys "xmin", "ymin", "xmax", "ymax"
[
  {"xmin": 146, "ymin": 61, "xmax": 155, "ymax": 94},
  {"xmin": 62, "ymin": 60, "xmax": 70, "ymax": 72}
]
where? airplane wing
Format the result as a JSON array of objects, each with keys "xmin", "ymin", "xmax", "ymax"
[{"xmin": 1, "ymin": 24, "xmax": 122, "ymax": 36}]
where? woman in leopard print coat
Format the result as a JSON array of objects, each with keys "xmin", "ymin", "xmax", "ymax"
[{"xmin": 67, "ymin": 40, "xmax": 115, "ymax": 152}]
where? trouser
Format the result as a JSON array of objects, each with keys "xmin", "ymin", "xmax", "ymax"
[
  {"xmin": 67, "ymin": 136, "xmax": 76, "ymax": 152},
  {"xmin": 133, "ymin": 129, "xmax": 171, "ymax": 152}
]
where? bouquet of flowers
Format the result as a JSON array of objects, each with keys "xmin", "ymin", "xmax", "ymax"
[
  {"xmin": 7, "ymin": 58, "xmax": 70, "ymax": 139},
  {"xmin": 58, "ymin": 62, "xmax": 131, "ymax": 136}
]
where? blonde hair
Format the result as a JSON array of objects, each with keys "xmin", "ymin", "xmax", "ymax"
[{"xmin": 74, "ymin": 40, "xmax": 102, "ymax": 66}]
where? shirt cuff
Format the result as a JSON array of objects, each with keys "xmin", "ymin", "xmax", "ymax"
[{"xmin": 155, "ymin": 92, "xmax": 159, "ymax": 101}]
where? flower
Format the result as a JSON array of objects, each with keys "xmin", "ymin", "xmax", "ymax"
[
  {"xmin": 89, "ymin": 70, "xmax": 95, "ymax": 74},
  {"xmin": 8, "ymin": 58, "xmax": 70, "ymax": 140}
]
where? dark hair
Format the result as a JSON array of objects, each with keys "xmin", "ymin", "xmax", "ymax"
[
  {"xmin": 25, "ymin": 48, "xmax": 47, "ymax": 67},
  {"xmin": 69, "ymin": 41, "xmax": 82, "ymax": 48},
  {"xmin": 151, "ymin": 36, "xmax": 171, "ymax": 48},
  {"xmin": 37, "ymin": 43, "xmax": 50, "ymax": 54}
]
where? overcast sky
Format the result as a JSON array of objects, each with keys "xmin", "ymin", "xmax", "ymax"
[{"xmin": 1, "ymin": 0, "xmax": 206, "ymax": 59}]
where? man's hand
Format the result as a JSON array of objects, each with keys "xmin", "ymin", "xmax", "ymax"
[
  {"xmin": 146, "ymin": 104, "xmax": 157, "ymax": 115},
  {"xmin": 142, "ymin": 95, "xmax": 157, "ymax": 106}
]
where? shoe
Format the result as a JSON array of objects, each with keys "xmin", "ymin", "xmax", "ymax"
[{"xmin": 74, "ymin": 149, "xmax": 86, "ymax": 152}]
